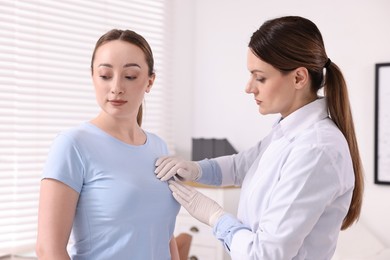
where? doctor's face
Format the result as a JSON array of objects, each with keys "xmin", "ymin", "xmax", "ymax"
[{"xmin": 245, "ymin": 48, "xmax": 297, "ymax": 118}]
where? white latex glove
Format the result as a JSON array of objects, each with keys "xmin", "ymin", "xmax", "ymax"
[
  {"xmin": 168, "ymin": 180, "xmax": 225, "ymax": 227},
  {"xmin": 155, "ymin": 156, "xmax": 201, "ymax": 182}
]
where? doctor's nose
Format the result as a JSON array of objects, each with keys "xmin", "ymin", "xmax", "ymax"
[{"xmin": 245, "ymin": 81, "xmax": 256, "ymax": 94}]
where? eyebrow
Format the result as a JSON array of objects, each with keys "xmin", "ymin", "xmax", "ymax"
[
  {"xmin": 98, "ymin": 63, "xmax": 141, "ymax": 68},
  {"xmin": 250, "ymin": 69, "xmax": 264, "ymax": 74}
]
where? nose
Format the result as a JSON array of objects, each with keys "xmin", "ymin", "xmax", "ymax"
[
  {"xmin": 111, "ymin": 89, "xmax": 124, "ymax": 94},
  {"xmin": 245, "ymin": 79, "xmax": 256, "ymax": 94},
  {"xmin": 110, "ymin": 78, "xmax": 125, "ymax": 95},
  {"xmin": 245, "ymin": 83, "xmax": 251, "ymax": 94}
]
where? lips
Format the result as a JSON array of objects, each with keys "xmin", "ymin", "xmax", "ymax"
[{"xmin": 109, "ymin": 100, "xmax": 127, "ymax": 106}]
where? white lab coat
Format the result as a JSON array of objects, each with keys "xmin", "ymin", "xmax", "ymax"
[{"xmin": 208, "ymin": 98, "xmax": 355, "ymax": 259}]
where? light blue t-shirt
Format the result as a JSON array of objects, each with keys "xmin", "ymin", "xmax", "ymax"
[{"xmin": 42, "ymin": 122, "xmax": 180, "ymax": 260}]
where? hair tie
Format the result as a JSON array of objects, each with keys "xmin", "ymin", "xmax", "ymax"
[{"xmin": 324, "ymin": 58, "xmax": 331, "ymax": 69}]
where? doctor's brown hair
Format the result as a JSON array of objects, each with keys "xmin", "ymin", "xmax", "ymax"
[
  {"xmin": 90, "ymin": 29, "xmax": 155, "ymax": 126},
  {"xmin": 249, "ymin": 16, "xmax": 363, "ymax": 230}
]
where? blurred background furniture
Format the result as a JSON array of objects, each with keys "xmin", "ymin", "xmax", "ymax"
[{"xmin": 176, "ymin": 233, "xmax": 193, "ymax": 260}]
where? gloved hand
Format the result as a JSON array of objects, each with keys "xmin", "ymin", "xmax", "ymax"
[
  {"xmin": 155, "ymin": 156, "xmax": 201, "ymax": 182},
  {"xmin": 168, "ymin": 180, "xmax": 225, "ymax": 227}
]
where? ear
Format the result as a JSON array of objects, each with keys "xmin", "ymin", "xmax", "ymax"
[
  {"xmin": 145, "ymin": 73, "xmax": 156, "ymax": 93},
  {"xmin": 293, "ymin": 67, "xmax": 309, "ymax": 90}
]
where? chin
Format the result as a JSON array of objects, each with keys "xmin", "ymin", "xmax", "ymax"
[{"xmin": 258, "ymin": 108, "xmax": 268, "ymax": 115}]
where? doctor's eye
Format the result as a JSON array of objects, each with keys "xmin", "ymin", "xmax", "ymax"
[{"xmin": 256, "ymin": 77, "xmax": 266, "ymax": 83}]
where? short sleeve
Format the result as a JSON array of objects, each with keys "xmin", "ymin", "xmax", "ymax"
[{"xmin": 42, "ymin": 133, "xmax": 85, "ymax": 193}]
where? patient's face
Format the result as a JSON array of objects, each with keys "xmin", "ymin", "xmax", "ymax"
[{"xmin": 91, "ymin": 40, "xmax": 154, "ymax": 120}]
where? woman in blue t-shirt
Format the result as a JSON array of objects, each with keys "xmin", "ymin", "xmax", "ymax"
[{"xmin": 36, "ymin": 29, "xmax": 180, "ymax": 260}]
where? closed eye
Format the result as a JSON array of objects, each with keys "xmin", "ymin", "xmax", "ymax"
[
  {"xmin": 99, "ymin": 75, "xmax": 110, "ymax": 80},
  {"xmin": 125, "ymin": 76, "xmax": 137, "ymax": 80},
  {"xmin": 256, "ymin": 78, "xmax": 266, "ymax": 83}
]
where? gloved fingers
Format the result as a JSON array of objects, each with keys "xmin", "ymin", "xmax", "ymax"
[
  {"xmin": 154, "ymin": 156, "xmax": 174, "ymax": 173},
  {"xmin": 155, "ymin": 155, "xmax": 173, "ymax": 167},
  {"xmin": 176, "ymin": 168, "xmax": 190, "ymax": 179},
  {"xmin": 168, "ymin": 180, "xmax": 193, "ymax": 195},
  {"xmin": 171, "ymin": 188, "xmax": 190, "ymax": 208},
  {"xmin": 168, "ymin": 180, "xmax": 194, "ymax": 204},
  {"xmin": 169, "ymin": 179, "xmax": 193, "ymax": 193},
  {"xmin": 155, "ymin": 157, "xmax": 180, "ymax": 180},
  {"xmin": 158, "ymin": 164, "xmax": 182, "ymax": 181},
  {"xmin": 165, "ymin": 168, "xmax": 192, "ymax": 182}
]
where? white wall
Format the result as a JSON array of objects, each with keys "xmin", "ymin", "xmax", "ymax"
[{"xmin": 172, "ymin": 0, "xmax": 390, "ymax": 249}]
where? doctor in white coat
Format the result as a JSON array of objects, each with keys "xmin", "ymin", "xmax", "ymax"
[{"xmin": 155, "ymin": 16, "xmax": 364, "ymax": 260}]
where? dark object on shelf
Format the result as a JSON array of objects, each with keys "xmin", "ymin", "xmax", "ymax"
[
  {"xmin": 192, "ymin": 138, "xmax": 237, "ymax": 161},
  {"xmin": 374, "ymin": 62, "xmax": 390, "ymax": 185}
]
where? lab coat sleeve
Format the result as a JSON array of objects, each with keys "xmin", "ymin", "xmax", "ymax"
[
  {"xmin": 197, "ymin": 140, "xmax": 263, "ymax": 187},
  {"xmin": 213, "ymin": 214, "xmax": 252, "ymax": 251},
  {"xmin": 213, "ymin": 144, "xmax": 349, "ymax": 259}
]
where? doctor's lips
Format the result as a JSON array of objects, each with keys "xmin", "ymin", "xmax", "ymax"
[
  {"xmin": 108, "ymin": 99, "xmax": 127, "ymax": 106},
  {"xmin": 255, "ymin": 99, "xmax": 262, "ymax": 105}
]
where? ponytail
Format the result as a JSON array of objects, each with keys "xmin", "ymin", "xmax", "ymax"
[
  {"xmin": 137, "ymin": 104, "xmax": 143, "ymax": 126},
  {"xmin": 324, "ymin": 62, "xmax": 364, "ymax": 230},
  {"xmin": 248, "ymin": 15, "xmax": 363, "ymax": 230}
]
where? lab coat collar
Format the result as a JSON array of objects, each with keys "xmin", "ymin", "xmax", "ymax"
[{"xmin": 273, "ymin": 97, "xmax": 329, "ymax": 142}]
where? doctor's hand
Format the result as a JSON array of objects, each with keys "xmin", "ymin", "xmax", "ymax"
[
  {"xmin": 168, "ymin": 180, "xmax": 225, "ymax": 227},
  {"xmin": 155, "ymin": 156, "xmax": 201, "ymax": 182}
]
